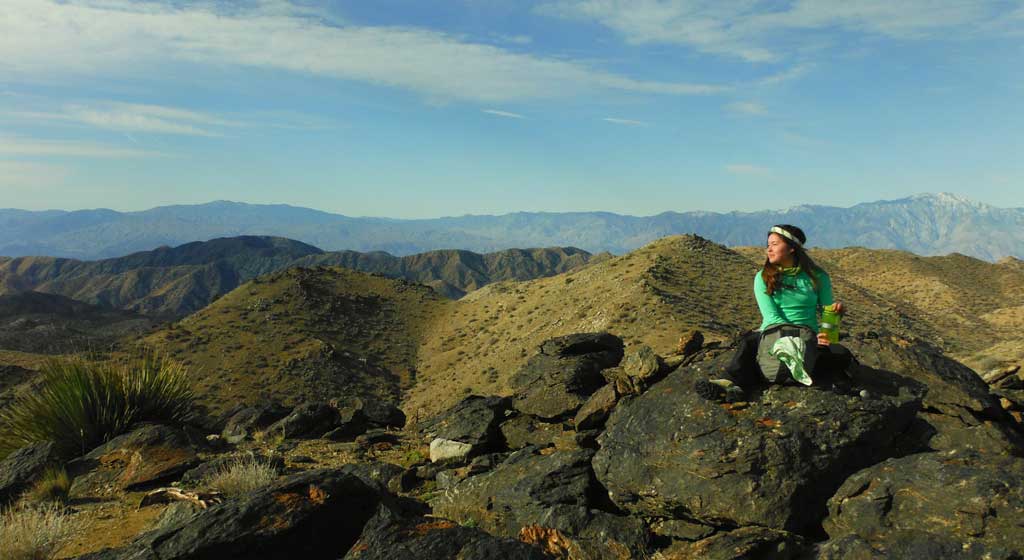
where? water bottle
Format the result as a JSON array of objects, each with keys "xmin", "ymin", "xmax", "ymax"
[{"xmin": 820, "ymin": 304, "xmax": 840, "ymax": 344}]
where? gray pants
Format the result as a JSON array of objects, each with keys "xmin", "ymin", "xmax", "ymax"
[{"xmin": 756, "ymin": 324, "xmax": 819, "ymax": 384}]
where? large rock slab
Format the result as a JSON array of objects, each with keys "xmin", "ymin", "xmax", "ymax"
[
  {"xmin": 344, "ymin": 505, "xmax": 548, "ymax": 560},
  {"xmin": 0, "ymin": 440, "xmax": 58, "ymax": 506},
  {"xmin": 815, "ymin": 531, "xmax": 1015, "ymax": 560},
  {"xmin": 844, "ymin": 333, "xmax": 1024, "ymax": 456},
  {"xmin": 592, "ymin": 363, "xmax": 921, "ymax": 533},
  {"xmin": 431, "ymin": 446, "xmax": 648, "ymax": 558},
  {"xmin": 70, "ymin": 424, "xmax": 199, "ymax": 494},
  {"xmin": 76, "ymin": 468, "xmax": 394, "ymax": 560},
  {"xmin": 510, "ymin": 332, "xmax": 624, "ymax": 419},
  {"xmin": 823, "ymin": 450, "xmax": 1024, "ymax": 557}
]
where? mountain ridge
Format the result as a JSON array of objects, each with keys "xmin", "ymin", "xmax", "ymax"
[{"xmin": 3, "ymin": 192, "xmax": 1021, "ymax": 261}]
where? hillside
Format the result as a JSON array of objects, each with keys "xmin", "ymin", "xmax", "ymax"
[
  {"xmin": 142, "ymin": 266, "xmax": 452, "ymax": 416},
  {"xmin": 0, "ymin": 291, "xmax": 154, "ymax": 354},
  {"xmin": 0, "ymin": 237, "xmax": 597, "ymax": 318},
  {"xmin": 126, "ymin": 234, "xmax": 991, "ymax": 421},
  {"xmin": 2, "ymin": 193, "xmax": 1021, "ymax": 261}
]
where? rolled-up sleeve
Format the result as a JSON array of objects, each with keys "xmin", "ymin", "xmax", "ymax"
[{"xmin": 816, "ymin": 270, "xmax": 834, "ymax": 309}]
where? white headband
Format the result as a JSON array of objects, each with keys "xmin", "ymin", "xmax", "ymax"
[{"xmin": 769, "ymin": 226, "xmax": 803, "ymax": 248}]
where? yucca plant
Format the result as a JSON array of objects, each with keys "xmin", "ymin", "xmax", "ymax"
[{"xmin": 0, "ymin": 352, "xmax": 194, "ymax": 460}]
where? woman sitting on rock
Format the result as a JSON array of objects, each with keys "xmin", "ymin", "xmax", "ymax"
[{"xmin": 696, "ymin": 224, "xmax": 855, "ymax": 401}]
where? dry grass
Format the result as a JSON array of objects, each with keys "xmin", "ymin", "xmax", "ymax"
[
  {"xmin": 203, "ymin": 458, "xmax": 278, "ymax": 497},
  {"xmin": 25, "ymin": 467, "xmax": 71, "ymax": 505},
  {"xmin": 0, "ymin": 503, "xmax": 78, "ymax": 560}
]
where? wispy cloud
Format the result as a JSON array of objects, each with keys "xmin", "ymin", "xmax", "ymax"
[
  {"xmin": 602, "ymin": 117, "xmax": 649, "ymax": 126},
  {"xmin": 540, "ymin": 1, "xmax": 1015, "ymax": 62},
  {"xmin": 0, "ymin": 160, "xmax": 68, "ymax": 187},
  {"xmin": 11, "ymin": 103, "xmax": 236, "ymax": 136},
  {"xmin": 726, "ymin": 101, "xmax": 767, "ymax": 116},
  {"xmin": 1, "ymin": 0, "xmax": 728, "ymax": 102},
  {"xmin": 482, "ymin": 109, "xmax": 526, "ymax": 119},
  {"xmin": 756, "ymin": 63, "xmax": 813, "ymax": 86},
  {"xmin": 0, "ymin": 137, "xmax": 163, "ymax": 158},
  {"xmin": 725, "ymin": 163, "xmax": 772, "ymax": 177}
]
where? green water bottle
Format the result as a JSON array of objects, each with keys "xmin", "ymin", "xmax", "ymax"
[{"xmin": 820, "ymin": 304, "xmax": 840, "ymax": 344}]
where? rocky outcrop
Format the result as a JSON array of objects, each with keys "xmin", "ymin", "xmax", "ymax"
[
  {"xmin": 220, "ymin": 402, "xmax": 291, "ymax": 444},
  {"xmin": 843, "ymin": 334, "xmax": 1024, "ymax": 456},
  {"xmin": 822, "ymin": 450, "xmax": 1024, "ymax": 557},
  {"xmin": 0, "ymin": 440, "xmax": 58, "ymax": 506},
  {"xmin": 344, "ymin": 505, "xmax": 548, "ymax": 560},
  {"xmin": 592, "ymin": 355, "xmax": 922, "ymax": 533},
  {"xmin": 69, "ymin": 424, "xmax": 199, "ymax": 495},
  {"xmin": 510, "ymin": 332, "xmax": 624, "ymax": 419},
  {"xmin": 77, "ymin": 468, "xmax": 395, "ymax": 560},
  {"xmin": 265, "ymin": 402, "xmax": 340, "ymax": 439},
  {"xmin": 431, "ymin": 446, "xmax": 648, "ymax": 558}
]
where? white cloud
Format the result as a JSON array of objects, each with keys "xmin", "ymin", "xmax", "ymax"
[
  {"xmin": 602, "ymin": 117, "xmax": 649, "ymax": 126},
  {"xmin": 540, "ymin": 0, "xmax": 1015, "ymax": 62},
  {"xmin": 726, "ymin": 101, "xmax": 767, "ymax": 116},
  {"xmin": 0, "ymin": 137, "xmax": 163, "ymax": 158},
  {"xmin": 725, "ymin": 163, "xmax": 772, "ymax": 176},
  {"xmin": 11, "ymin": 102, "xmax": 237, "ymax": 136},
  {"xmin": 0, "ymin": 160, "xmax": 68, "ymax": 187},
  {"xmin": 756, "ymin": 63, "xmax": 813, "ymax": 86},
  {"xmin": 482, "ymin": 109, "xmax": 526, "ymax": 119},
  {"xmin": 0, "ymin": 0, "xmax": 728, "ymax": 102}
]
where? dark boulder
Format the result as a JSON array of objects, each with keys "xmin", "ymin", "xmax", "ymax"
[
  {"xmin": 573, "ymin": 383, "xmax": 619, "ymax": 430},
  {"xmin": 844, "ymin": 333, "xmax": 1024, "ymax": 456},
  {"xmin": 815, "ymin": 531, "xmax": 1015, "ymax": 560},
  {"xmin": 418, "ymin": 396, "xmax": 511, "ymax": 461},
  {"xmin": 75, "ymin": 468, "xmax": 395, "ymax": 560},
  {"xmin": 823, "ymin": 450, "xmax": 1024, "ymax": 556},
  {"xmin": 266, "ymin": 402, "xmax": 339, "ymax": 439},
  {"xmin": 69, "ymin": 424, "xmax": 199, "ymax": 494},
  {"xmin": 431, "ymin": 446, "xmax": 648, "ymax": 558},
  {"xmin": 592, "ymin": 362, "xmax": 921, "ymax": 533},
  {"xmin": 0, "ymin": 440, "xmax": 58, "ymax": 506},
  {"xmin": 511, "ymin": 332, "xmax": 624, "ymax": 419},
  {"xmin": 500, "ymin": 414, "xmax": 570, "ymax": 450},
  {"xmin": 657, "ymin": 527, "xmax": 806, "ymax": 560},
  {"xmin": 344, "ymin": 505, "xmax": 548, "ymax": 560},
  {"xmin": 220, "ymin": 402, "xmax": 291, "ymax": 444}
]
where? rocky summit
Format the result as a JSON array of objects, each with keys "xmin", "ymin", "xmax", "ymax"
[{"xmin": 0, "ymin": 234, "xmax": 1022, "ymax": 559}]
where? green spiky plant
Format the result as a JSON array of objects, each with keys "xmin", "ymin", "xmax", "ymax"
[{"xmin": 0, "ymin": 352, "xmax": 194, "ymax": 460}]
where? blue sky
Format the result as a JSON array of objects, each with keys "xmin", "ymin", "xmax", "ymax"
[{"xmin": 1, "ymin": 0, "xmax": 1022, "ymax": 217}]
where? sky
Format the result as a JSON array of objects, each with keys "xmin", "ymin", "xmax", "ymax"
[{"xmin": 1, "ymin": 0, "xmax": 1022, "ymax": 218}]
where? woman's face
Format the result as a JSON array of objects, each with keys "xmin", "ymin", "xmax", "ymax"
[{"xmin": 766, "ymin": 233, "xmax": 795, "ymax": 266}]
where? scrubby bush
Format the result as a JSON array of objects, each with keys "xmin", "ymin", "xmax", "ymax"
[
  {"xmin": 0, "ymin": 353, "xmax": 194, "ymax": 459},
  {"xmin": 0, "ymin": 503, "xmax": 78, "ymax": 560},
  {"xmin": 25, "ymin": 467, "xmax": 71, "ymax": 505},
  {"xmin": 203, "ymin": 458, "xmax": 278, "ymax": 497}
]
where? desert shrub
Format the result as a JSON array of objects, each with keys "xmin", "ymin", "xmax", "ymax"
[
  {"xmin": 25, "ymin": 467, "xmax": 71, "ymax": 505},
  {"xmin": 0, "ymin": 503, "xmax": 78, "ymax": 560},
  {"xmin": 0, "ymin": 353, "xmax": 194, "ymax": 459},
  {"xmin": 203, "ymin": 458, "xmax": 278, "ymax": 497}
]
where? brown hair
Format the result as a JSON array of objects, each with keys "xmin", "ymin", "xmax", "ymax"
[{"xmin": 762, "ymin": 224, "xmax": 824, "ymax": 295}]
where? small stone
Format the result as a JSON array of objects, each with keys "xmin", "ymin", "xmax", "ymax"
[
  {"xmin": 429, "ymin": 438, "xmax": 473, "ymax": 464},
  {"xmin": 859, "ymin": 390, "xmax": 871, "ymax": 399}
]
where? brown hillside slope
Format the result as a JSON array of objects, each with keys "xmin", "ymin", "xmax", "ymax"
[
  {"xmin": 404, "ymin": 235, "xmax": 929, "ymax": 419},
  {"xmin": 142, "ymin": 266, "xmax": 452, "ymax": 416}
]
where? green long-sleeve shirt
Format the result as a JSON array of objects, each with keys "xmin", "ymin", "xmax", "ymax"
[{"xmin": 754, "ymin": 266, "xmax": 833, "ymax": 332}]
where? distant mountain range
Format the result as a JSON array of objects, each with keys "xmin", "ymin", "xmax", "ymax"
[
  {"xmin": 0, "ymin": 236, "xmax": 596, "ymax": 318},
  {"xmin": 1, "ymin": 192, "xmax": 1021, "ymax": 261}
]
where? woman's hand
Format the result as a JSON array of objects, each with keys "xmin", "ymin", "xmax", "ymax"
[
  {"xmin": 817, "ymin": 333, "xmax": 831, "ymax": 347},
  {"xmin": 833, "ymin": 301, "xmax": 845, "ymax": 315}
]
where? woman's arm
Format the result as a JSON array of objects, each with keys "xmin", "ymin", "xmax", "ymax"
[
  {"xmin": 816, "ymin": 270, "xmax": 834, "ymax": 309},
  {"xmin": 753, "ymin": 271, "xmax": 787, "ymax": 327}
]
